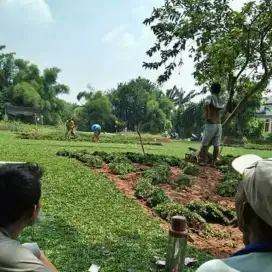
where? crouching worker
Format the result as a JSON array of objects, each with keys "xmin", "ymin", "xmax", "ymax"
[
  {"xmin": 0, "ymin": 163, "xmax": 57, "ymax": 272},
  {"xmin": 65, "ymin": 118, "xmax": 75, "ymax": 138},
  {"xmin": 196, "ymin": 155, "xmax": 272, "ymax": 272},
  {"xmin": 91, "ymin": 124, "xmax": 101, "ymax": 143},
  {"xmin": 201, "ymin": 83, "xmax": 225, "ymax": 166}
]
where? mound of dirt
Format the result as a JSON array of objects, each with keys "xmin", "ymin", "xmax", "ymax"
[{"xmin": 95, "ymin": 163, "xmax": 243, "ymax": 258}]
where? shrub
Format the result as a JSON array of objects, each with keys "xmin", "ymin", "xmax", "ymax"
[
  {"xmin": 142, "ymin": 163, "xmax": 170, "ymax": 184},
  {"xmin": 153, "ymin": 201, "xmax": 206, "ymax": 230},
  {"xmin": 146, "ymin": 188, "xmax": 169, "ymax": 207},
  {"xmin": 109, "ymin": 162, "xmax": 135, "ymax": 175},
  {"xmin": 265, "ymin": 133, "xmax": 272, "ymax": 142},
  {"xmin": 183, "ymin": 163, "xmax": 200, "ymax": 176},
  {"xmin": 134, "ymin": 178, "xmax": 155, "ymax": 199},
  {"xmin": 185, "ymin": 202, "xmax": 235, "ymax": 225}
]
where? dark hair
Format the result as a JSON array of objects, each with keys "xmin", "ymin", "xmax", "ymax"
[
  {"xmin": 0, "ymin": 163, "xmax": 43, "ymax": 227},
  {"xmin": 211, "ymin": 83, "xmax": 221, "ymax": 94}
]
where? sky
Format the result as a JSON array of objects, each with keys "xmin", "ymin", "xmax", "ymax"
[{"xmin": 0, "ymin": 0, "xmax": 246, "ymax": 103}]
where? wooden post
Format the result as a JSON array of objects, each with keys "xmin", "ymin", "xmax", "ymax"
[{"xmin": 219, "ymin": 136, "xmax": 228, "ymax": 158}]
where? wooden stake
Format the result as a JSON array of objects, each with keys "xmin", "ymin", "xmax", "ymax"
[{"xmin": 136, "ymin": 127, "xmax": 145, "ymax": 155}]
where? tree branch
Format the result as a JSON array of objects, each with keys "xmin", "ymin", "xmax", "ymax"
[{"xmin": 223, "ymin": 68, "xmax": 272, "ymax": 127}]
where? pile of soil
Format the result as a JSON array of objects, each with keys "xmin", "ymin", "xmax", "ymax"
[{"xmin": 96, "ymin": 163, "xmax": 243, "ymax": 258}]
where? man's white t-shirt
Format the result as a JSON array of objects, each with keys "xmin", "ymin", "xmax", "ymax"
[{"xmin": 196, "ymin": 252, "xmax": 272, "ymax": 272}]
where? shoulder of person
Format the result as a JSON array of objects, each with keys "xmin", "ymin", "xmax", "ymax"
[
  {"xmin": 204, "ymin": 95, "xmax": 212, "ymax": 104},
  {"xmin": 196, "ymin": 258, "xmax": 236, "ymax": 272},
  {"xmin": 0, "ymin": 240, "xmax": 49, "ymax": 272}
]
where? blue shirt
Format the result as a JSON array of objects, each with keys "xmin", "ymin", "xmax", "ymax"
[{"xmin": 91, "ymin": 124, "xmax": 101, "ymax": 132}]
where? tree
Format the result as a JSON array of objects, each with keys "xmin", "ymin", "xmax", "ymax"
[
  {"xmin": 143, "ymin": 0, "xmax": 272, "ymax": 126},
  {"xmin": 173, "ymin": 101, "xmax": 205, "ymax": 138},
  {"xmin": 166, "ymin": 86, "xmax": 199, "ymax": 109},
  {"xmin": 110, "ymin": 77, "xmax": 155, "ymax": 130},
  {"xmin": 110, "ymin": 77, "xmax": 174, "ymax": 133},
  {"xmin": 76, "ymin": 91, "xmax": 115, "ymax": 131},
  {"xmin": 0, "ymin": 45, "xmax": 70, "ymax": 124}
]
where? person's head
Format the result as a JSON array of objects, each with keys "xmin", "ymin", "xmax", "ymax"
[
  {"xmin": 210, "ymin": 83, "xmax": 221, "ymax": 94},
  {"xmin": 233, "ymin": 156, "xmax": 272, "ymax": 245},
  {"xmin": 0, "ymin": 163, "xmax": 43, "ymax": 230}
]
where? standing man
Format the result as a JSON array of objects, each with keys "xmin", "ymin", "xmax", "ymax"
[
  {"xmin": 65, "ymin": 118, "xmax": 75, "ymax": 138},
  {"xmin": 201, "ymin": 83, "xmax": 225, "ymax": 165},
  {"xmin": 0, "ymin": 163, "xmax": 57, "ymax": 271},
  {"xmin": 91, "ymin": 124, "xmax": 101, "ymax": 143}
]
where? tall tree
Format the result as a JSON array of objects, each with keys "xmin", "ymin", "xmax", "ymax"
[
  {"xmin": 166, "ymin": 86, "xmax": 199, "ymax": 108},
  {"xmin": 76, "ymin": 91, "xmax": 115, "ymax": 131},
  {"xmin": 0, "ymin": 46, "xmax": 70, "ymax": 124},
  {"xmin": 143, "ymin": 0, "xmax": 272, "ymax": 126}
]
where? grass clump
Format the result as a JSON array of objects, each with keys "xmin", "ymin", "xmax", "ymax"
[
  {"xmin": 125, "ymin": 152, "xmax": 184, "ymax": 167},
  {"xmin": 142, "ymin": 163, "xmax": 170, "ymax": 184},
  {"xmin": 104, "ymin": 153, "xmax": 132, "ymax": 164},
  {"xmin": 217, "ymin": 154, "xmax": 237, "ymax": 166},
  {"xmin": 185, "ymin": 202, "xmax": 235, "ymax": 225},
  {"xmin": 92, "ymin": 151, "xmax": 108, "ymax": 160},
  {"xmin": 146, "ymin": 188, "xmax": 169, "ymax": 208},
  {"xmin": 153, "ymin": 201, "xmax": 206, "ymax": 230},
  {"xmin": 183, "ymin": 163, "xmax": 200, "ymax": 176},
  {"xmin": 81, "ymin": 155, "xmax": 103, "ymax": 168},
  {"xmin": 172, "ymin": 175, "xmax": 194, "ymax": 189},
  {"xmin": 109, "ymin": 162, "xmax": 135, "ymax": 176},
  {"xmin": 56, "ymin": 149, "xmax": 70, "ymax": 157},
  {"xmin": 217, "ymin": 171, "xmax": 241, "ymax": 197},
  {"xmin": 134, "ymin": 178, "xmax": 155, "ymax": 200}
]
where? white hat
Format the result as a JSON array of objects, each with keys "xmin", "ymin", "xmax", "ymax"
[{"xmin": 232, "ymin": 155, "xmax": 272, "ymax": 227}]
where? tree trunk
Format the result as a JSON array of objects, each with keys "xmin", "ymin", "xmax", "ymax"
[{"xmin": 223, "ymin": 69, "xmax": 272, "ymax": 127}]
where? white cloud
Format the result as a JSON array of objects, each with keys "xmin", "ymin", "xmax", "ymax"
[
  {"xmin": 101, "ymin": 25, "xmax": 126, "ymax": 43},
  {"xmin": 119, "ymin": 32, "xmax": 136, "ymax": 48},
  {"xmin": 0, "ymin": 0, "xmax": 53, "ymax": 25}
]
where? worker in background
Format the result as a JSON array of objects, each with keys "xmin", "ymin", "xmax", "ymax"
[
  {"xmin": 201, "ymin": 83, "xmax": 225, "ymax": 165},
  {"xmin": 65, "ymin": 118, "xmax": 75, "ymax": 138},
  {"xmin": 91, "ymin": 124, "xmax": 101, "ymax": 143}
]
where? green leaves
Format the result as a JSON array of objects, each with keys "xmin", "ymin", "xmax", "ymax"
[{"xmin": 144, "ymin": 0, "xmax": 272, "ymax": 127}]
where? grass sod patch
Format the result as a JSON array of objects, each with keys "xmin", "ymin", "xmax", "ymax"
[
  {"xmin": 172, "ymin": 175, "xmax": 194, "ymax": 189},
  {"xmin": 217, "ymin": 171, "xmax": 242, "ymax": 197},
  {"xmin": 153, "ymin": 201, "xmax": 206, "ymax": 230},
  {"xmin": 134, "ymin": 178, "xmax": 155, "ymax": 200},
  {"xmin": 146, "ymin": 188, "xmax": 169, "ymax": 208},
  {"xmin": 108, "ymin": 162, "xmax": 136, "ymax": 175},
  {"xmin": 142, "ymin": 163, "xmax": 170, "ymax": 185},
  {"xmin": 185, "ymin": 202, "xmax": 236, "ymax": 225},
  {"xmin": 183, "ymin": 163, "xmax": 200, "ymax": 177},
  {"xmin": 18, "ymin": 130, "xmax": 165, "ymax": 145}
]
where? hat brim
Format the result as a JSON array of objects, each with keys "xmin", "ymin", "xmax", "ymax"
[{"xmin": 232, "ymin": 154, "xmax": 262, "ymax": 174}]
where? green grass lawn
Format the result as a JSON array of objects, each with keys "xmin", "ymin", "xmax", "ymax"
[{"xmin": 0, "ymin": 131, "xmax": 270, "ymax": 271}]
